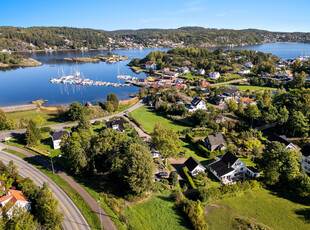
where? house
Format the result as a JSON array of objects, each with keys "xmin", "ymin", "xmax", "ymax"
[
  {"xmin": 162, "ymin": 75, "xmax": 175, "ymax": 80},
  {"xmin": 184, "ymin": 157, "xmax": 206, "ymax": 176},
  {"xmin": 274, "ymin": 70, "xmax": 293, "ymax": 81},
  {"xmin": 197, "ymin": 69, "xmax": 206, "ymax": 75},
  {"xmin": 163, "ymin": 68, "xmax": 179, "ymax": 78},
  {"xmin": 244, "ymin": 62, "xmax": 253, "ymax": 68},
  {"xmin": 300, "ymin": 145, "xmax": 310, "ymax": 174},
  {"xmin": 209, "ymin": 72, "xmax": 220, "ymax": 79},
  {"xmin": 145, "ymin": 61, "xmax": 157, "ymax": 70},
  {"xmin": 201, "ymin": 80, "xmax": 210, "ymax": 86},
  {"xmin": 187, "ymin": 97, "xmax": 206, "ymax": 112},
  {"xmin": 151, "ymin": 149, "xmax": 162, "ymax": 159},
  {"xmin": 306, "ymin": 76, "xmax": 310, "ymax": 82},
  {"xmin": 52, "ymin": 130, "xmax": 70, "ymax": 149},
  {"xmin": 175, "ymin": 80, "xmax": 183, "ymax": 90},
  {"xmin": 208, "ymin": 151, "xmax": 260, "ymax": 184},
  {"xmin": 0, "ymin": 189, "xmax": 31, "ymax": 218},
  {"xmin": 204, "ymin": 132, "xmax": 226, "ymax": 151},
  {"xmin": 105, "ymin": 119, "xmax": 125, "ymax": 132},
  {"xmin": 223, "ymin": 86, "xmax": 241, "ymax": 98},
  {"xmin": 267, "ymin": 133, "xmax": 298, "ymax": 150},
  {"xmin": 237, "ymin": 69, "xmax": 251, "ymax": 75},
  {"xmin": 179, "ymin": 67, "xmax": 190, "ymax": 74},
  {"xmin": 232, "ymin": 55, "xmax": 243, "ymax": 60}
]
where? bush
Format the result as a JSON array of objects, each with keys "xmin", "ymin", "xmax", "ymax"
[
  {"xmin": 93, "ymin": 120, "xmax": 101, "ymax": 126},
  {"xmin": 198, "ymin": 180, "xmax": 260, "ymax": 202},
  {"xmin": 182, "ymin": 167, "xmax": 197, "ymax": 189},
  {"xmin": 40, "ymin": 127, "xmax": 53, "ymax": 133}
]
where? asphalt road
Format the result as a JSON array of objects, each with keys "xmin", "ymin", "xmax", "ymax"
[
  {"xmin": 0, "ymin": 100, "xmax": 145, "ymax": 141},
  {"xmin": 0, "ymin": 150, "xmax": 90, "ymax": 230}
]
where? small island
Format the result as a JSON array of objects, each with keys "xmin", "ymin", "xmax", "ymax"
[
  {"xmin": 0, "ymin": 53, "xmax": 42, "ymax": 68},
  {"xmin": 64, "ymin": 52, "xmax": 129, "ymax": 63}
]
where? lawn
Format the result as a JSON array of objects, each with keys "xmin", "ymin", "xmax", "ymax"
[
  {"xmin": 180, "ymin": 138, "xmax": 208, "ymax": 162},
  {"xmin": 217, "ymin": 84, "xmax": 275, "ymax": 92},
  {"xmin": 127, "ymin": 190, "xmax": 191, "ymax": 230},
  {"xmin": 205, "ymin": 188, "xmax": 310, "ymax": 230},
  {"xmin": 129, "ymin": 107, "xmax": 191, "ymax": 134},
  {"xmin": 6, "ymin": 109, "xmax": 62, "ymax": 126}
]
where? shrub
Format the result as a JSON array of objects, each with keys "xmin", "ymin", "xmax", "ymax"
[
  {"xmin": 40, "ymin": 126, "xmax": 53, "ymax": 133},
  {"xmin": 93, "ymin": 120, "xmax": 101, "ymax": 126},
  {"xmin": 182, "ymin": 167, "xmax": 197, "ymax": 189}
]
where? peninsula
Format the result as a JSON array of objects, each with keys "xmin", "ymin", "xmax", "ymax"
[
  {"xmin": 0, "ymin": 52, "xmax": 42, "ymax": 68},
  {"xmin": 64, "ymin": 53, "xmax": 129, "ymax": 63}
]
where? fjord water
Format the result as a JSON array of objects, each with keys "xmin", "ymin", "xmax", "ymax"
[{"xmin": 0, "ymin": 43, "xmax": 310, "ymax": 107}]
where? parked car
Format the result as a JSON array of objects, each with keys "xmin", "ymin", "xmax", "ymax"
[{"xmin": 157, "ymin": 172, "xmax": 168, "ymax": 177}]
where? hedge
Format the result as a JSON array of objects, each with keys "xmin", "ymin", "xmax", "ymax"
[
  {"xmin": 185, "ymin": 134, "xmax": 213, "ymax": 158},
  {"xmin": 182, "ymin": 167, "xmax": 197, "ymax": 189}
]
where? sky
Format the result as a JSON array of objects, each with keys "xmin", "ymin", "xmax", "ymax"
[{"xmin": 1, "ymin": 0, "xmax": 310, "ymax": 32}]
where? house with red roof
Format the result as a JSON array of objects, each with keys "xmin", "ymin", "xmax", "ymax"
[
  {"xmin": 163, "ymin": 68, "xmax": 179, "ymax": 78},
  {"xmin": 0, "ymin": 189, "xmax": 31, "ymax": 218},
  {"xmin": 244, "ymin": 62, "xmax": 253, "ymax": 68},
  {"xmin": 145, "ymin": 61, "xmax": 157, "ymax": 70}
]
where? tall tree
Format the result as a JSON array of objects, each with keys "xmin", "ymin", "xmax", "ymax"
[
  {"xmin": 277, "ymin": 106, "xmax": 289, "ymax": 133},
  {"xmin": 107, "ymin": 93, "xmax": 119, "ymax": 111},
  {"xmin": 244, "ymin": 103, "xmax": 261, "ymax": 127},
  {"xmin": 0, "ymin": 109, "xmax": 10, "ymax": 130},
  {"xmin": 68, "ymin": 102, "xmax": 86, "ymax": 121},
  {"xmin": 123, "ymin": 143, "xmax": 154, "ymax": 195},
  {"xmin": 151, "ymin": 123, "xmax": 181, "ymax": 165},
  {"xmin": 25, "ymin": 119, "xmax": 41, "ymax": 147},
  {"xmin": 290, "ymin": 111, "xmax": 309, "ymax": 136}
]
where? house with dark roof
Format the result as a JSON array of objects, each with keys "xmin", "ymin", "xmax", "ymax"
[
  {"xmin": 300, "ymin": 145, "xmax": 310, "ymax": 174},
  {"xmin": 204, "ymin": 132, "xmax": 226, "ymax": 151},
  {"xmin": 184, "ymin": 157, "xmax": 206, "ymax": 176},
  {"xmin": 52, "ymin": 130, "xmax": 70, "ymax": 149},
  {"xmin": 208, "ymin": 151, "xmax": 260, "ymax": 184},
  {"xmin": 105, "ymin": 119, "xmax": 125, "ymax": 132},
  {"xmin": 215, "ymin": 86, "xmax": 241, "ymax": 105},
  {"xmin": 187, "ymin": 97, "xmax": 206, "ymax": 112},
  {"xmin": 267, "ymin": 133, "xmax": 297, "ymax": 150}
]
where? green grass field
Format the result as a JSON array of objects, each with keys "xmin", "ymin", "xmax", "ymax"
[
  {"xmin": 127, "ymin": 190, "xmax": 191, "ymax": 230},
  {"xmin": 217, "ymin": 84, "xmax": 275, "ymax": 92},
  {"xmin": 129, "ymin": 107, "xmax": 191, "ymax": 134},
  {"xmin": 6, "ymin": 109, "xmax": 62, "ymax": 126},
  {"xmin": 205, "ymin": 188, "xmax": 310, "ymax": 230}
]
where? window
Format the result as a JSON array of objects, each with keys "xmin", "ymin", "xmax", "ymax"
[{"xmin": 240, "ymin": 167, "xmax": 243, "ymax": 171}]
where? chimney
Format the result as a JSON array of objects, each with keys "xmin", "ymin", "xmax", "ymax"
[{"xmin": 228, "ymin": 162, "xmax": 230, "ymax": 168}]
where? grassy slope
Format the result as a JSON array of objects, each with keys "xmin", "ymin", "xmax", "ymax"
[
  {"xmin": 6, "ymin": 109, "xmax": 61, "ymax": 126},
  {"xmin": 205, "ymin": 188, "xmax": 310, "ymax": 230},
  {"xmin": 127, "ymin": 190, "xmax": 191, "ymax": 230},
  {"xmin": 129, "ymin": 107, "xmax": 191, "ymax": 134},
  {"xmin": 217, "ymin": 84, "xmax": 275, "ymax": 92}
]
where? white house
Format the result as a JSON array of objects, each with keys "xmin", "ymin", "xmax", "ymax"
[
  {"xmin": 244, "ymin": 62, "xmax": 253, "ymax": 68},
  {"xmin": 151, "ymin": 149, "xmax": 162, "ymax": 159},
  {"xmin": 208, "ymin": 151, "xmax": 260, "ymax": 184},
  {"xmin": 52, "ymin": 130, "xmax": 70, "ymax": 149},
  {"xmin": 300, "ymin": 145, "xmax": 310, "ymax": 174},
  {"xmin": 105, "ymin": 119, "xmax": 125, "ymax": 132},
  {"xmin": 179, "ymin": 67, "xmax": 190, "ymax": 74},
  {"xmin": 187, "ymin": 97, "xmax": 206, "ymax": 112},
  {"xmin": 184, "ymin": 157, "xmax": 206, "ymax": 176},
  {"xmin": 237, "ymin": 69, "xmax": 251, "ymax": 75},
  {"xmin": 197, "ymin": 69, "xmax": 206, "ymax": 75},
  {"xmin": 145, "ymin": 61, "xmax": 157, "ymax": 70},
  {"xmin": 209, "ymin": 72, "xmax": 220, "ymax": 79},
  {"xmin": 0, "ymin": 190, "xmax": 31, "ymax": 218}
]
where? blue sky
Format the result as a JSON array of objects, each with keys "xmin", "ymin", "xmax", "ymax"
[{"xmin": 1, "ymin": 0, "xmax": 309, "ymax": 32}]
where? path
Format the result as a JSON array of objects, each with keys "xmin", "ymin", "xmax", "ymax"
[
  {"xmin": 0, "ymin": 149, "xmax": 90, "ymax": 230},
  {"xmin": 0, "ymin": 104, "xmax": 38, "ymax": 112},
  {"xmin": 122, "ymin": 116, "xmax": 151, "ymax": 141},
  {"xmin": 0, "ymin": 143, "xmax": 117, "ymax": 230}
]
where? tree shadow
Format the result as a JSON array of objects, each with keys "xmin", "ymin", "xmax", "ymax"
[{"xmin": 295, "ymin": 208, "xmax": 310, "ymax": 223}]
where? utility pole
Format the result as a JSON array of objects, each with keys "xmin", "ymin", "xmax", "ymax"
[
  {"xmin": 98, "ymin": 198, "xmax": 102, "ymax": 230},
  {"xmin": 48, "ymin": 152, "xmax": 55, "ymax": 173},
  {"xmin": 124, "ymin": 199, "xmax": 127, "ymax": 225}
]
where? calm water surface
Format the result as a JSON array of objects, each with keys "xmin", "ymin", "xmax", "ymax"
[{"xmin": 0, "ymin": 43, "xmax": 309, "ymax": 107}]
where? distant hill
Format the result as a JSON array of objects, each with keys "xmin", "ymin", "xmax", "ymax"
[{"xmin": 0, "ymin": 26, "xmax": 310, "ymax": 52}]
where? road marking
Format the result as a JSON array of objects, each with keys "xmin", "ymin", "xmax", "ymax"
[
  {"xmin": 25, "ymin": 169, "xmax": 44, "ymax": 184},
  {"xmin": 54, "ymin": 194, "xmax": 79, "ymax": 230}
]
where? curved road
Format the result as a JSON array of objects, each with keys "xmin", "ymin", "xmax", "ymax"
[{"xmin": 0, "ymin": 150, "xmax": 90, "ymax": 230}]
